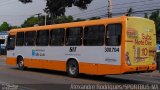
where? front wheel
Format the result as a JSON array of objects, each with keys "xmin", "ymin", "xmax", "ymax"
[
  {"xmin": 67, "ymin": 60, "xmax": 79, "ymax": 77},
  {"xmin": 18, "ymin": 57, "xmax": 25, "ymax": 70}
]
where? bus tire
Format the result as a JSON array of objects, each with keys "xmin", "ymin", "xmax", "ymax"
[
  {"xmin": 17, "ymin": 57, "xmax": 25, "ymax": 70},
  {"xmin": 67, "ymin": 60, "xmax": 79, "ymax": 77}
]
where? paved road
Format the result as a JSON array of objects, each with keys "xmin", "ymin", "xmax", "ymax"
[{"xmin": 0, "ymin": 56, "xmax": 160, "ymax": 90}]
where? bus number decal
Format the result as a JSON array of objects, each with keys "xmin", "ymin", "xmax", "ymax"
[
  {"xmin": 105, "ymin": 47, "xmax": 120, "ymax": 52},
  {"xmin": 141, "ymin": 48, "xmax": 148, "ymax": 56},
  {"xmin": 69, "ymin": 47, "xmax": 77, "ymax": 52}
]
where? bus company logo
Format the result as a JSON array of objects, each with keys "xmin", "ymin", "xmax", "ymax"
[
  {"xmin": 69, "ymin": 47, "xmax": 77, "ymax": 52},
  {"xmin": 127, "ymin": 28, "xmax": 138, "ymax": 38},
  {"xmin": 32, "ymin": 49, "xmax": 36, "ymax": 56},
  {"xmin": 32, "ymin": 49, "xmax": 45, "ymax": 56}
]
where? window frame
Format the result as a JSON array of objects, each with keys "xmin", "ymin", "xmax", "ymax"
[
  {"xmin": 84, "ymin": 25, "xmax": 105, "ymax": 46},
  {"xmin": 50, "ymin": 28, "xmax": 65, "ymax": 46},
  {"xmin": 16, "ymin": 32, "xmax": 24, "ymax": 46},
  {"xmin": 36, "ymin": 30, "xmax": 49, "ymax": 46},
  {"xmin": 106, "ymin": 23, "xmax": 122, "ymax": 46},
  {"xmin": 25, "ymin": 31, "xmax": 36, "ymax": 46},
  {"xmin": 7, "ymin": 35, "xmax": 15, "ymax": 50},
  {"xmin": 65, "ymin": 27, "xmax": 83, "ymax": 46}
]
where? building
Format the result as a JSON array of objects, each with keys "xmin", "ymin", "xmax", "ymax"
[{"xmin": 0, "ymin": 31, "xmax": 8, "ymax": 55}]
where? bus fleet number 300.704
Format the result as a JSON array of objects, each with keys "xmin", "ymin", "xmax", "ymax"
[{"xmin": 105, "ymin": 47, "xmax": 120, "ymax": 52}]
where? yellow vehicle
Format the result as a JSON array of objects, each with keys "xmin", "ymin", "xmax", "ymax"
[{"xmin": 6, "ymin": 16, "xmax": 156, "ymax": 77}]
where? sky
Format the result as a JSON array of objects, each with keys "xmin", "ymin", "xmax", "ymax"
[
  {"xmin": 0, "ymin": 0, "xmax": 46, "ymax": 26},
  {"xmin": 0, "ymin": 0, "xmax": 159, "ymax": 26}
]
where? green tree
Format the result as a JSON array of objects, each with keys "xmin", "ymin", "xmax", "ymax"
[
  {"xmin": 148, "ymin": 10, "xmax": 160, "ymax": 44},
  {"xmin": 54, "ymin": 15, "xmax": 73, "ymax": 24},
  {"xmin": 10, "ymin": 26, "xmax": 20, "ymax": 29},
  {"xmin": 0, "ymin": 22, "xmax": 11, "ymax": 31},
  {"xmin": 19, "ymin": 0, "xmax": 93, "ymax": 23},
  {"xmin": 74, "ymin": 18, "xmax": 86, "ymax": 22},
  {"xmin": 39, "ymin": 15, "xmax": 51, "ymax": 25},
  {"xmin": 149, "ymin": 11, "xmax": 160, "ymax": 33},
  {"xmin": 89, "ymin": 17, "xmax": 100, "ymax": 20},
  {"xmin": 21, "ymin": 16, "xmax": 39, "ymax": 27},
  {"xmin": 144, "ymin": 13, "xmax": 148, "ymax": 19}
]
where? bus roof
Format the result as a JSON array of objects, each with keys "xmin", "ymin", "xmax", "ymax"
[
  {"xmin": 127, "ymin": 16, "xmax": 155, "ymax": 23},
  {"xmin": 9, "ymin": 16, "xmax": 149, "ymax": 33}
]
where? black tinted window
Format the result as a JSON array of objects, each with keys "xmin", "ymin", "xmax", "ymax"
[
  {"xmin": 25, "ymin": 31, "xmax": 36, "ymax": 46},
  {"xmin": 84, "ymin": 25, "xmax": 105, "ymax": 46},
  {"xmin": 106, "ymin": 24, "xmax": 122, "ymax": 46},
  {"xmin": 66, "ymin": 27, "xmax": 82, "ymax": 46},
  {"xmin": 50, "ymin": 29, "xmax": 64, "ymax": 46},
  {"xmin": 16, "ymin": 32, "xmax": 24, "ymax": 46},
  {"xmin": 7, "ymin": 35, "xmax": 15, "ymax": 50},
  {"xmin": 36, "ymin": 30, "xmax": 49, "ymax": 46},
  {"xmin": 0, "ymin": 39, "xmax": 5, "ymax": 44}
]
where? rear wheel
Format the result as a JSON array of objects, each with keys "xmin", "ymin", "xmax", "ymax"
[
  {"xmin": 18, "ymin": 57, "xmax": 25, "ymax": 70},
  {"xmin": 67, "ymin": 60, "xmax": 79, "ymax": 77}
]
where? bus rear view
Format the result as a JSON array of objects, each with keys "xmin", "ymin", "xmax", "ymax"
[
  {"xmin": 6, "ymin": 16, "xmax": 156, "ymax": 77},
  {"xmin": 123, "ymin": 17, "xmax": 156, "ymax": 73}
]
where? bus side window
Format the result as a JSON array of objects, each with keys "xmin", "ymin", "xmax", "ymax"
[
  {"xmin": 66, "ymin": 27, "xmax": 82, "ymax": 46},
  {"xmin": 36, "ymin": 30, "xmax": 49, "ymax": 46},
  {"xmin": 50, "ymin": 28, "xmax": 65, "ymax": 46},
  {"xmin": 16, "ymin": 32, "xmax": 24, "ymax": 46},
  {"xmin": 84, "ymin": 25, "xmax": 105, "ymax": 46},
  {"xmin": 25, "ymin": 31, "xmax": 36, "ymax": 46},
  {"xmin": 106, "ymin": 24, "xmax": 122, "ymax": 46},
  {"xmin": 7, "ymin": 35, "xmax": 15, "ymax": 50}
]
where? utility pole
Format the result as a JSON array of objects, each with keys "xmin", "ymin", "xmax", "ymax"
[
  {"xmin": 45, "ymin": 12, "xmax": 47, "ymax": 26},
  {"xmin": 35, "ymin": 13, "xmax": 42, "ymax": 25},
  {"xmin": 108, "ymin": 0, "xmax": 112, "ymax": 18}
]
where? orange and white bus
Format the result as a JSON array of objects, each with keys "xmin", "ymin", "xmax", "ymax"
[{"xmin": 6, "ymin": 16, "xmax": 156, "ymax": 77}]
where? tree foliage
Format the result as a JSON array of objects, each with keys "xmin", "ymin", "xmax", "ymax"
[
  {"xmin": 54, "ymin": 15, "xmax": 73, "ymax": 24},
  {"xmin": 0, "ymin": 22, "xmax": 11, "ymax": 31},
  {"xmin": 10, "ymin": 26, "xmax": 20, "ymax": 29},
  {"xmin": 146, "ymin": 10, "xmax": 160, "ymax": 43},
  {"xmin": 149, "ymin": 11, "xmax": 160, "ymax": 33},
  {"xmin": 74, "ymin": 18, "xmax": 86, "ymax": 22},
  {"xmin": 89, "ymin": 17, "xmax": 100, "ymax": 20},
  {"xmin": 19, "ymin": 0, "xmax": 93, "ymax": 23},
  {"xmin": 144, "ymin": 13, "xmax": 148, "ymax": 19},
  {"xmin": 21, "ymin": 16, "xmax": 39, "ymax": 27}
]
